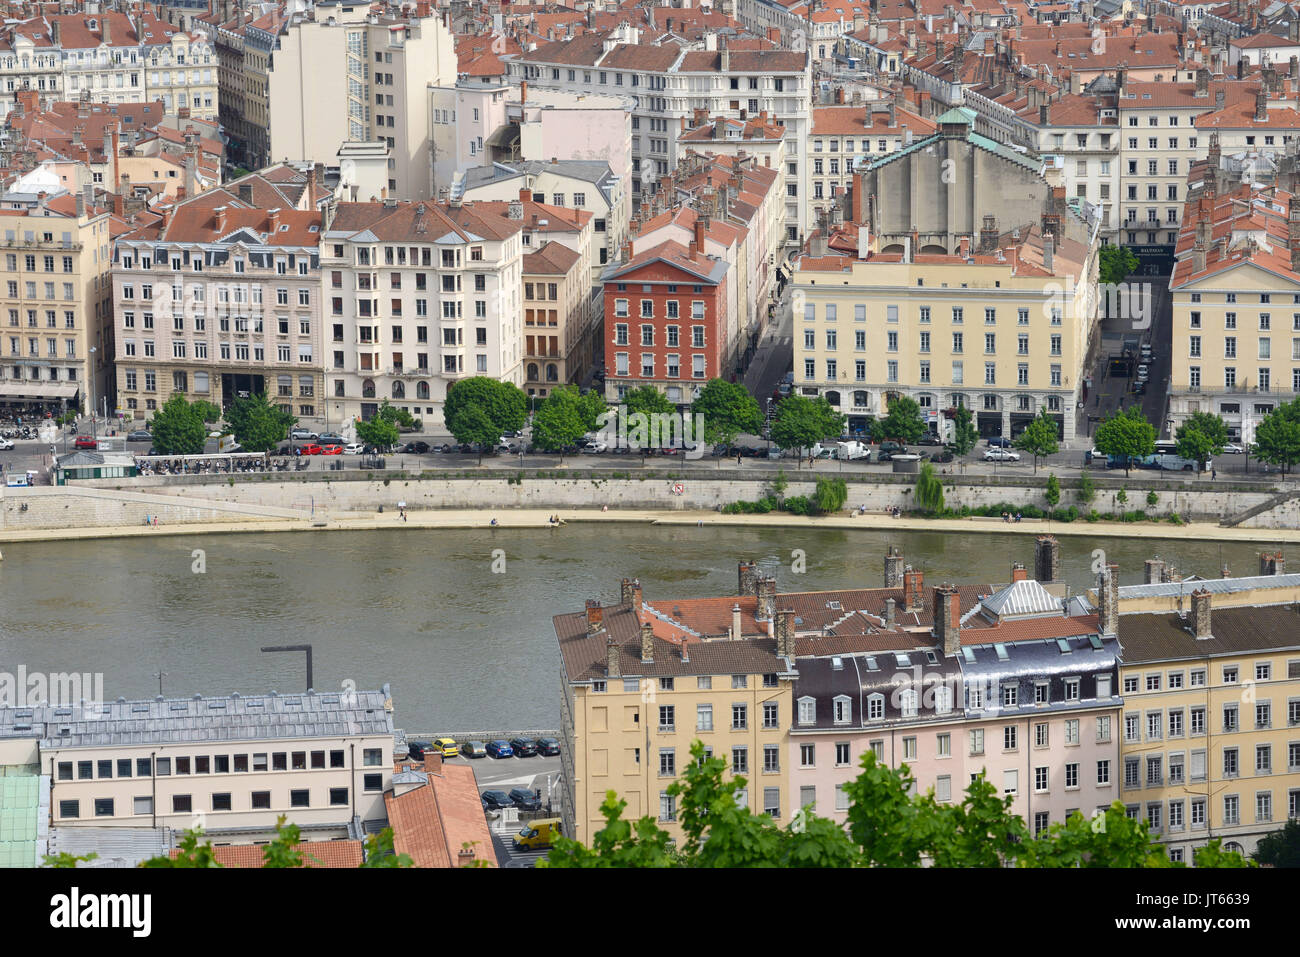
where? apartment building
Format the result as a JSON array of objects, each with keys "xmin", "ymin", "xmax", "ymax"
[
  {"xmin": 1167, "ymin": 183, "xmax": 1300, "ymax": 439},
  {"xmin": 554, "ymin": 578, "xmax": 795, "ymax": 843},
  {"xmin": 0, "ymin": 687, "xmax": 398, "ymax": 840},
  {"xmin": 1018, "ymin": 94, "xmax": 1123, "ymax": 241},
  {"xmin": 111, "ymin": 168, "xmax": 327, "ymax": 423},
  {"xmin": 601, "ymin": 238, "xmax": 728, "ymax": 404},
  {"xmin": 208, "ymin": 2, "xmax": 286, "ymax": 173},
  {"xmin": 0, "ymin": 192, "xmax": 114, "ymax": 417},
  {"xmin": 792, "ymin": 193, "xmax": 1097, "ymax": 440},
  {"xmin": 677, "ymin": 110, "xmax": 788, "ymax": 176},
  {"xmin": 522, "ymin": 241, "xmax": 589, "ymax": 397},
  {"xmin": 1115, "ymin": 577, "xmax": 1300, "ymax": 860},
  {"xmin": 321, "ymin": 199, "xmax": 523, "ymax": 429},
  {"xmin": 0, "ymin": 11, "xmax": 218, "ymax": 121},
  {"xmin": 510, "ymin": 25, "xmax": 812, "ymax": 248},
  {"xmin": 1195, "ymin": 86, "xmax": 1300, "ymax": 154},
  {"xmin": 268, "ymin": 0, "xmax": 456, "ymax": 201},
  {"xmin": 808, "ymin": 100, "xmax": 936, "ymax": 205}
]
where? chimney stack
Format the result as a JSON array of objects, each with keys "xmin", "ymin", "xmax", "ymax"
[
  {"xmin": 620, "ymin": 577, "xmax": 635, "ymax": 605},
  {"xmin": 738, "ymin": 560, "xmax": 759, "ymax": 596},
  {"xmin": 1256, "ymin": 89, "xmax": 1268, "ymax": 122},
  {"xmin": 1221, "ymin": 563, "xmax": 1232, "ymax": 579},
  {"xmin": 904, "ymin": 567, "xmax": 924, "ymax": 612},
  {"xmin": 731, "ymin": 603, "xmax": 742, "ymax": 641},
  {"xmin": 1097, "ymin": 564, "xmax": 1119, "ymax": 636},
  {"xmin": 756, "ymin": 575, "xmax": 776, "ymax": 621},
  {"xmin": 1011, "ymin": 562, "xmax": 1028, "ymax": 583},
  {"xmin": 884, "ymin": 545, "xmax": 905, "ymax": 588},
  {"xmin": 606, "ymin": 633, "xmax": 621, "ymax": 678},
  {"xmin": 979, "ymin": 214, "xmax": 998, "ymax": 254},
  {"xmin": 640, "ymin": 622, "xmax": 655, "ymax": 663},
  {"xmin": 1259, "ymin": 551, "xmax": 1286, "ymax": 575},
  {"xmin": 775, "ymin": 608, "xmax": 795, "ymax": 658},
  {"xmin": 884, "ymin": 597, "xmax": 896, "ymax": 628},
  {"xmin": 934, "ymin": 585, "xmax": 961, "ymax": 656},
  {"xmin": 585, "ymin": 599, "xmax": 604, "ymax": 636},
  {"xmin": 1190, "ymin": 588, "xmax": 1212, "ymax": 638},
  {"xmin": 1143, "ymin": 558, "xmax": 1166, "ymax": 584},
  {"xmin": 1034, "ymin": 535, "xmax": 1060, "ymax": 582},
  {"xmin": 1288, "ymin": 195, "xmax": 1300, "ymax": 274}
]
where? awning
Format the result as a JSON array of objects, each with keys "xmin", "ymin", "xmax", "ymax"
[{"xmin": 0, "ymin": 381, "xmax": 80, "ymax": 400}]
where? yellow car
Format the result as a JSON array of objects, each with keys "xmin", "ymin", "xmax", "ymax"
[
  {"xmin": 433, "ymin": 737, "xmax": 459, "ymax": 758},
  {"xmin": 513, "ymin": 818, "xmax": 563, "ymax": 850}
]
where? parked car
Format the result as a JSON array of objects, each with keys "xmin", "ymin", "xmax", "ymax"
[
  {"xmin": 317, "ymin": 432, "xmax": 345, "ymax": 445},
  {"xmin": 126, "ymin": 430, "xmax": 153, "ymax": 442},
  {"xmin": 486, "ymin": 739, "xmax": 514, "ymax": 759},
  {"xmin": 404, "ymin": 441, "xmax": 430, "ymax": 454},
  {"xmin": 509, "ymin": 737, "xmax": 538, "ymax": 757},
  {"xmin": 917, "ymin": 434, "xmax": 944, "ymax": 446},
  {"xmin": 928, "ymin": 448, "xmax": 956, "ymax": 463},
  {"xmin": 299, "ymin": 444, "xmax": 323, "ymax": 456},
  {"xmin": 984, "ymin": 448, "xmax": 1021, "ymax": 462},
  {"xmin": 508, "ymin": 787, "xmax": 542, "ymax": 811},
  {"xmin": 461, "ymin": 740, "xmax": 488, "ymax": 758},
  {"xmin": 581, "ymin": 441, "xmax": 607, "ymax": 454},
  {"xmin": 480, "ymin": 790, "xmax": 513, "ymax": 811},
  {"xmin": 536, "ymin": 737, "xmax": 561, "ymax": 756},
  {"xmin": 74, "ymin": 435, "xmax": 96, "ymax": 450},
  {"xmin": 0, "ymin": 436, "xmax": 13, "ymax": 450},
  {"xmin": 986, "ymin": 436, "xmax": 1012, "ymax": 448},
  {"xmin": 1221, "ymin": 443, "xmax": 1245, "ymax": 454},
  {"xmin": 1136, "ymin": 364, "xmax": 1150, "ymax": 381},
  {"xmin": 320, "ymin": 444, "xmax": 343, "ymax": 455},
  {"xmin": 431, "ymin": 737, "xmax": 459, "ymax": 758},
  {"xmin": 1132, "ymin": 380, "xmax": 1147, "ymax": 396},
  {"xmin": 407, "ymin": 741, "xmax": 434, "ymax": 761},
  {"xmin": 343, "ymin": 443, "xmax": 365, "ymax": 455},
  {"xmin": 290, "ymin": 428, "xmax": 318, "ymax": 441},
  {"xmin": 878, "ymin": 441, "xmax": 907, "ymax": 456}
]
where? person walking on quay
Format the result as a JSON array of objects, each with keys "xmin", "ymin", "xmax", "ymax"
[{"xmin": 1212, "ymin": 467, "xmax": 1217, "ymax": 480}]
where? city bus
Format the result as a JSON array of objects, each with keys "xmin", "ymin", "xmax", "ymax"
[{"xmin": 1153, "ymin": 440, "xmax": 1209, "ymax": 472}]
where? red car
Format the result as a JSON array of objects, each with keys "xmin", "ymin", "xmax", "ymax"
[
  {"xmin": 74, "ymin": 435, "xmax": 97, "ymax": 450},
  {"xmin": 299, "ymin": 444, "xmax": 323, "ymax": 456},
  {"xmin": 320, "ymin": 444, "xmax": 343, "ymax": 455}
]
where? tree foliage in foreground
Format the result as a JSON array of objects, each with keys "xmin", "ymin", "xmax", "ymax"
[{"xmin": 540, "ymin": 743, "xmax": 1253, "ymax": 868}]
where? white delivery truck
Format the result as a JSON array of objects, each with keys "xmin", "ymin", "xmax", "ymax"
[{"xmin": 835, "ymin": 441, "xmax": 869, "ymax": 461}]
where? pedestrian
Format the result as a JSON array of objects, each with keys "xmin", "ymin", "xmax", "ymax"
[
  {"xmin": 737, "ymin": 452, "xmax": 742, "ymax": 465},
  {"xmin": 1212, "ymin": 467, "xmax": 1217, "ymax": 480}
]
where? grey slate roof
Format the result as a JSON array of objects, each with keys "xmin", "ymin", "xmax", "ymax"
[
  {"xmin": 1117, "ymin": 603, "xmax": 1300, "ymax": 663},
  {"xmin": 46, "ymin": 826, "xmax": 172, "ymax": 868},
  {"xmin": 462, "ymin": 159, "xmax": 618, "ymax": 205},
  {"xmin": 0, "ymin": 686, "xmax": 395, "ymax": 749},
  {"xmin": 1118, "ymin": 573, "xmax": 1300, "ymax": 599}
]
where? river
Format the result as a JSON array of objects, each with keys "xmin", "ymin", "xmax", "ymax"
[{"xmin": 0, "ymin": 525, "xmax": 1281, "ymax": 730}]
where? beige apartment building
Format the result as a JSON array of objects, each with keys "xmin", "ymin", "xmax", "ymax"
[
  {"xmin": 555, "ymin": 580, "xmax": 795, "ymax": 844},
  {"xmin": 320, "ymin": 199, "xmax": 523, "ymax": 429},
  {"xmin": 523, "ymin": 241, "xmax": 589, "ymax": 397},
  {"xmin": 792, "ymin": 219, "xmax": 1098, "ymax": 439},
  {"xmin": 268, "ymin": 2, "xmax": 456, "ymax": 201},
  {"xmin": 809, "ymin": 101, "xmax": 936, "ymax": 205},
  {"xmin": 1167, "ymin": 183, "xmax": 1300, "ymax": 439},
  {"xmin": 1116, "ymin": 578, "xmax": 1300, "ymax": 861},
  {"xmin": 0, "ymin": 687, "xmax": 398, "ymax": 840},
  {"xmin": 112, "ymin": 169, "xmax": 327, "ymax": 423},
  {"xmin": 0, "ymin": 196, "xmax": 114, "ymax": 417}
]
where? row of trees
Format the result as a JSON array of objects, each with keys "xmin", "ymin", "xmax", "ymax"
[{"xmin": 541, "ymin": 742, "xmax": 1253, "ymax": 868}]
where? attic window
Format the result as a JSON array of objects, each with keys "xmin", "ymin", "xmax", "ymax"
[
  {"xmin": 309, "ymin": 225, "xmax": 319, "ymax": 233},
  {"xmin": 994, "ymin": 643, "xmax": 1009, "ymax": 661},
  {"xmin": 1057, "ymin": 638, "xmax": 1072, "ymax": 654},
  {"xmin": 207, "ymin": 700, "xmax": 227, "ymax": 710},
  {"xmin": 831, "ymin": 656, "xmax": 844, "ymax": 671},
  {"xmin": 865, "ymin": 656, "xmax": 878, "ymax": 671},
  {"xmin": 895, "ymin": 653, "xmax": 911, "ymax": 667},
  {"xmin": 169, "ymin": 701, "xmax": 188, "ymax": 711},
  {"xmin": 925, "ymin": 651, "xmax": 938, "ymax": 664},
  {"xmin": 279, "ymin": 225, "xmax": 289, "ymax": 232},
  {"xmin": 1088, "ymin": 634, "xmax": 1104, "ymax": 650},
  {"xmin": 961, "ymin": 647, "xmax": 975, "ymax": 663},
  {"xmin": 1142, "ymin": 93, "xmax": 1152, "ymax": 99},
  {"xmin": 825, "ymin": 600, "xmax": 842, "ymax": 610}
]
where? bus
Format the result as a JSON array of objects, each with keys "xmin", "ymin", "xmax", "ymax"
[{"xmin": 1153, "ymin": 440, "xmax": 1209, "ymax": 472}]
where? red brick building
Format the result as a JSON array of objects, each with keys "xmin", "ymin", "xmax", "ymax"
[{"xmin": 600, "ymin": 237, "xmax": 728, "ymax": 404}]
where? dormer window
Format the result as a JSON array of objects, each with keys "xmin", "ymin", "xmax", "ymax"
[
  {"xmin": 899, "ymin": 688, "xmax": 918, "ymax": 718},
  {"xmin": 934, "ymin": 685, "xmax": 953, "ymax": 714},
  {"xmin": 862, "ymin": 694, "xmax": 880, "ymax": 722},
  {"xmin": 797, "ymin": 696, "xmax": 816, "ymax": 725}
]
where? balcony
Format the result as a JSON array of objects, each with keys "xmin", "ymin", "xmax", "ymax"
[{"xmin": 387, "ymin": 367, "xmax": 426, "ymax": 378}]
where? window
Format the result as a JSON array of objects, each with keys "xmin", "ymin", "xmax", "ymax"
[
  {"xmin": 903, "ymin": 737, "xmax": 917, "ymax": 761},
  {"xmin": 1035, "ymin": 766, "xmax": 1049, "ymax": 792},
  {"xmin": 658, "ymin": 705, "xmax": 675, "ymax": 731},
  {"xmin": 1065, "ymin": 763, "xmax": 1079, "ymax": 789},
  {"xmin": 763, "ymin": 744, "xmax": 780, "ymax": 773},
  {"xmin": 800, "ymin": 744, "xmax": 816, "ymax": 768},
  {"xmin": 1035, "ymin": 723, "xmax": 1049, "ymax": 748},
  {"xmin": 1003, "ymin": 770, "xmax": 1018, "ymax": 796},
  {"xmin": 798, "ymin": 697, "xmax": 815, "ymax": 725},
  {"xmin": 764, "ymin": 787, "xmax": 781, "ymax": 818},
  {"xmin": 697, "ymin": 703, "xmax": 713, "ymax": 731},
  {"xmin": 732, "ymin": 746, "xmax": 748, "ymax": 774},
  {"xmin": 732, "ymin": 704, "xmax": 748, "ymax": 730},
  {"xmin": 763, "ymin": 702, "xmax": 779, "ymax": 729},
  {"xmin": 659, "ymin": 749, "xmax": 676, "ymax": 777},
  {"xmin": 969, "ymin": 729, "xmax": 984, "ymax": 755},
  {"xmin": 835, "ymin": 742, "xmax": 850, "ymax": 766},
  {"xmin": 1004, "ymin": 726, "xmax": 1018, "ymax": 751}
]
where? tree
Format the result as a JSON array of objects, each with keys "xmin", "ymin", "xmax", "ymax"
[
  {"xmin": 1116, "ymin": 488, "xmax": 1128, "ymax": 506},
  {"xmin": 540, "ymin": 744, "xmax": 1252, "ymax": 868},
  {"xmin": 692, "ymin": 378, "xmax": 763, "ymax": 458},
  {"xmin": 1175, "ymin": 411, "xmax": 1228, "ymax": 473},
  {"xmin": 621, "ymin": 384, "xmax": 676, "ymax": 453},
  {"xmin": 1093, "ymin": 406, "xmax": 1156, "ymax": 477},
  {"xmin": 1045, "ymin": 473, "xmax": 1060, "ymax": 507},
  {"xmin": 224, "ymin": 393, "xmax": 294, "ymax": 452},
  {"xmin": 42, "ymin": 851, "xmax": 98, "ymax": 868},
  {"xmin": 949, "ymin": 404, "xmax": 979, "ymax": 465},
  {"xmin": 814, "ymin": 476, "xmax": 848, "ymax": 513},
  {"xmin": 355, "ymin": 414, "xmax": 400, "ymax": 452},
  {"xmin": 262, "ymin": 816, "xmax": 307, "ymax": 868},
  {"xmin": 149, "ymin": 394, "xmax": 207, "ymax": 455},
  {"xmin": 191, "ymin": 399, "xmax": 223, "ymax": 424},
  {"xmin": 1146, "ymin": 489, "xmax": 1158, "ymax": 508},
  {"xmin": 914, "ymin": 462, "xmax": 945, "ymax": 514},
  {"xmin": 444, "ymin": 377, "xmax": 527, "ymax": 449},
  {"xmin": 1098, "ymin": 245, "xmax": 1139, "ymax": 285},
  {"xmin": 133, "ymin": 824, "xmax": 411, "ymax": 867},
  {"xmin": 1078, "ymin": 468, "xmax": 1096, "ymax": 504},
  {"xmin": 1013, "ymin": 408, "xmax": 1059, "ymax": 472},
  {"xmin": 1252, "ymin": 398, "xmax": 1300, "ymax": 475},
  {"xmin": 532, "ymin": 386, "xmax": 589, "ymax": 461},
  {"xmin": 769, "ymin": 394, "xmax": 844, "ymax": 468},
  {"xmin": 874, "ymin": 395, "xmax": 926, "ymax": 445},
  {"xmin": 450, "ymin": 405, "xmax": 498, "ymax": 463},
  {"xmin": 1253, "ymin": 818, "xmax": 1300, "ymax": 867},
  {"xmin": 139, "ymin": 827, "xmax": 223, "ymax": 868}
]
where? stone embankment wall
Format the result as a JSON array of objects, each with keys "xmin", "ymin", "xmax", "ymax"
[{"xmin": 0, "ymin": 485, "xmax": 304, "ymax": 531}]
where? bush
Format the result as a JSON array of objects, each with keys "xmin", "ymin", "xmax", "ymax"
[
  {"xmin": 1146, "ymin": 489, "xmax": 1159, "ymax": 507},
  {"xmin": 782, "ymin": 495, "xmax": 815, "ymax": 516}
]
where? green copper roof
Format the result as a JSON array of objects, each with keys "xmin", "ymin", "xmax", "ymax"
[
  {"xmin": 0, "ymin": 768, "xmax": 41, "ymax": 868},
  {"xmin": 934, "ymin": 106, "xmax": 978, "ymax": 125}
]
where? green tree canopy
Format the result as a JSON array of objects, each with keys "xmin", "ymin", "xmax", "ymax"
[
  {"xmin": 814, "ymin": 476, "xmax": 848, "ymax": 513},
  {"xmin": 1252, "ymin": 398, "xmax": 1300, "ymax": 475},
  {"xmin": 948, "ymin": 404, "xmax": 979, "ymax": 461},
  {"xmin": 874, "ymin": 395, "xmax": 926, "ymax": 445},
  {"xmin": 1098, "ymin": 245, "xmax": 1139, "ymax": 285},
  {"xmin": 692, "ymin": 378, "xmax": 763, "ymax": 449},
  {"xmin": 1045, "ymin": 473, "xmax": 1061, "ymax": 507},
  {"xmin": 149, "ymin": 394, "xmax": 207, "ymax": 454},
  {"xmin": 1174, "ymin": 411, "xmax": 1228, "ymax": 472},
  {"xmin": 1253, "ymin": 818, "xmax": 1300, "ymax": 867},
  {"xmin": 532, "ymin": 385, "xmax": 590, "ymax": 459},
  {"xmin": 1093, "ymin": 406, "xmax": 1156, "ymax": 476},
  {"xmin": 540, "ymin": 743, "xmax": 1252, "ymax": 869},
  {"xmin": 1013, "ymin": 408, "xmax": 1060, "ymax": 472},
  {"xmin": 355, "ymin": 414, "xmax": 400, "ymax": 451},
  {"xmin": 1078, "ymin": 468, "xmax": 1096, "ymax": 504},
  {"xmin": 224, "ymin": 393, "xmax": 295, "ymax": 452},
  {"xmin": 769, "ymin": 394, "xmax": 845, "ymax": 467},
  {"xmin": 450, "ymin": 405, "xmax": 498, "ymax": 462},
  {"xmin": 620, "ymin": 384, "xmax": 677, "ymax": 450},
  {"xmin": 190, "ymin": 399, "xmax": 223, "ymax": 424},
  {"xmin": 444, "ymin": 377, "xmax": 527, "ymax": 444},
  {"xmin": 914, "ymin": 461, "xmax": 945, "ymax": 514}
]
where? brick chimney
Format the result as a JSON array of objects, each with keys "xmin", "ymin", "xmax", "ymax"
[
  {"xmin": 933, "ymin": 585, "xmax": 961, "ymax": 656},
  {"xmin": 1034, "ymin": 535, "xmax": 1060, "ymax": 582},
  {"xmin": 585, "ymin": 598, "xmax": 603, "ymax": 636},
  {"xmin": 775, "ymin": 608, "xmax": 795, "ymax": 658},
  {"xmin": 1190, "ymin": 588, "xmax": 1212, "ymax": 638},
  {"xmin": 884, "ymin": 597, "xmax": 896, "ymax": 628},
  {"xmin": 738, "ymin": 560, "xmax": 758, "ymax": 596},
  {"xmin": 214, "ymin": 205, "xmax": 227, "ymax": 232},
  {"xmin": 694, "ymin": 215, "xmax": 706, "ymax": 253},
  {"xmin": 1221, "ymin": 563, "xmax": 1232, "ymax": 579},
  {"xmin": 730, "ymin": 603, "xmax": 742, "ymax": 641},
  {"xmin": 1011, "ymin": 562, "xmax": 1028, "ymax": 583},
  {"xmin": 422, "ymin": 751, "xmax": 443, "ymax": 773},
  {"xmin": 884, "ymin": 545, "xmax": 905, "ymax": 588},
  {"xmin": 1097, "ymin": 564, "xmax": 1119, "ymax": 636},
  {"xmin": 979, "ymin": 214, "xmax": 998, "ymax": 254},
  {"xmin": 1143, "ymin": 558, "xmax": 1166, "ymax": 584},
  {"xmin": 620, "ymin": 577, "xmax": 635, "ymax": 604},
  {"xmin": 1255, "ymin": 89, "xmax": 1268, "ymax": 122},
  {"xmin": 756, "ymin": 575, "xmax": 776, "ymax": 621},
  {"xmin": 904, "ymin": 567, "xmax": 924, "ymax": 612},
  {"xmin": 102, "ymin": 14, "xmax": 112, "ymax": 45},
  {"xmin": 640, "ymin": 621, "xmax": 654, "ymax": 663}
]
